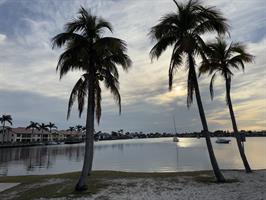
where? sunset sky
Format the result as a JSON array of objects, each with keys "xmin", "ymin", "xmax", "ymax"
[{"xmin": 0, "ymin": 0, "xmax": 265, "ymax": 132}]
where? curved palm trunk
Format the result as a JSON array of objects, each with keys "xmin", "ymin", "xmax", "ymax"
[
  {"xmin": 189, "ymin": 54, "xmax": 225, "ymax": 182},
  {"xmin": 225, "ymin": 78, "xmax": 252, "ymax": 173},
  {"xmin": 75, "ymin": 79, "xmax": 95, "ymax": 191}
]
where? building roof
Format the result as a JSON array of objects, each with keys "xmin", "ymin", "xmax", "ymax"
[
  {"xmin": 57, "ymin": 130, "xmax": 84, "ymax": 136},
  {"xmin": 10, "ymin": 127, "xmax": 50, "ymax": 134}
]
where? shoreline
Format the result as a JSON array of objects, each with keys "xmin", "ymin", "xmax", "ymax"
[
  {"xmin": 1, "ymin": 135, "xmax": 266, "ymax": 149},
  {"xmin": 0, "ymin": 170, "xmax": 265, "ymax": 200}
]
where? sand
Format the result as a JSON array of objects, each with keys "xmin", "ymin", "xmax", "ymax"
[
  {"xmin": 0, "ymin": 183, "xmax": 20, "ymax": 193},
  {"xmin": 44, "ymin": 170, "xmax": 266, "ymax": 200}
]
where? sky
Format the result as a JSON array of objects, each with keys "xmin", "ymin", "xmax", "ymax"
[{"xmin": 0, "ymin": 0, "xmax": 265, "ymax": 133}]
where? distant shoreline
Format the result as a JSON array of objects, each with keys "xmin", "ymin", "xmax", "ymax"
[{"xmin": 1, "ymin": 135, "xmax": 266, "ymax": 148}]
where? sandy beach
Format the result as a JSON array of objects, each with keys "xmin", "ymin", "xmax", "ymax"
[
  {"xmin": 0, "ymin": 170, "xmax": 265, "ymax": 200},
  {"xmin": 72, "ymin": 170, "xmax": 266, "ymax": 200}
]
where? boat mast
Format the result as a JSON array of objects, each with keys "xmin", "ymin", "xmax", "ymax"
[{"xmin": 173, "ymin": 115, "xmax": 177, "ymax": 135}]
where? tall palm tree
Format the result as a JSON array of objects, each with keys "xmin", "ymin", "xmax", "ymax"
[
  {"xmin": 52, "ymin": 7, "xmax": 132, "ymax": 190},
  {"xmin": 0, "ymin": 115, "xmax": 13, "ymax": 143},
  {"xmin": 199, "ymin": 37, "xmax": 254, "ymax": 172},
  {"xmin": 46, "ymin": 122, "xmax": 58, "ymax": 133},
  {"xmin": 149, "ymin": 0, "xmax": 229, "ymax": 182}
]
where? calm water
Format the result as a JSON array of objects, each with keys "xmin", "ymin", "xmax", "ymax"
[{"xmin": 0, "ymin": 137, "xmax": 265, "ymax": 176}]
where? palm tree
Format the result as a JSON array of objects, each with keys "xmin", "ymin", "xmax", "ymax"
[
  {"xmin": 52, "ymin": 7, "xmax": 132, "ymax": 191},
  {"xmin": 0, "ymin": 115, "xmax": 13, "ymax": 143},
  {"xmin": 149, "ymin": 0, "xmax": 229, "ymax": 182},
  {"xmin": 39, "ymin": 123, "xmax": 49, "ymax": 133},
  {"xmin": 76, "ymin": 125, "xmax": 83, "ymax": 132},
  {"xmin": 46, "ymin": 122, "xmax": 58, "ymax": 133},
  {"xmin": 38, "ymin": 123, "xmax": 48, "ymax": 142},
  {"xmin": 68, "ymin": 126, "xmax": 75, "ymax": 132},
  {"xmin": 199, "ymin": 37, "xmax": 254, "ymax": 172},
  {"xmin": 26, "ymin": 121, "xmax": 40, "ymax": 134}
]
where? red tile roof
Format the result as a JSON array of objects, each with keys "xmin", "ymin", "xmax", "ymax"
[{"xmin": 11, "ymin": 127, "xmax": 50, "ymax": 134}]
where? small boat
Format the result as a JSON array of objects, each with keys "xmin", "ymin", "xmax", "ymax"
[
  {"xmin": 173, "ymin": 136, "xmax": 179, "ymax": 142},
  {"xmin": 45, "ymin": 141, "xmax": 58, "ymax": 145},
  {"xmin": 64, "ymin": 139, "xmax": 83, "ymax": 144},
  {"xmin": 216, "ymin": 138, "xmax": 231, "ymax": 144}
]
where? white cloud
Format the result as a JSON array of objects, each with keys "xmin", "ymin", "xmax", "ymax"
[{"xmin": 0, "ymin": 33, "xmax": 6, "ymax": 44}]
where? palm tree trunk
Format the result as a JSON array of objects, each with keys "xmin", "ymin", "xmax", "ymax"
[
  {"xmin": 2, "ymin": 121, "xmax": 5, "ymax": 144},
  {"xmin": 32, "ymin": 129, "xmax": 34, "ymax": 142},
  {"xmin": 225, "ymin": 78, "xmax": 252, "ymax": 173},
  {"xmin": 75, "ymin": 79, "xmax": 95, "ymax": 191},
  {"xmin": 189, "ymin": 54, "xmax": 225, "ymax": 182}
]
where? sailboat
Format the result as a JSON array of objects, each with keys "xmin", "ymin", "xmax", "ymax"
[{"xmin": 172, "ymin": 116, "xmax": 179, "ymax": 142}]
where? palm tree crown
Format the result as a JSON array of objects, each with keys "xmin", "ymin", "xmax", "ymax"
[
  {"xmin": 46, "ymin": 122, "xmax": 58, "ymax": 133},
  {"xmin": 76, "ymin": 125, "xmax": 83, "ymax": 132},
  {"xmin": 52, "ymin": 7, "xmax": 132, "ymax": 123},
  {"xmin": 68, "ymin": 126, "xmax": 75, "ymax": 132},
  {"xmin": 39, "ymin": 123, "xmax": 49, "ymax": 132},
  {"xmin": 199, "ymin": 37, "xmax": 254, "ymax": 100},
  {"xmin": 0, "ymin": 115, "xmax": 13, "ymax": 126},
  {"xmin": 26, "ymin": 121, "xmax": 40, "ymax": 131},
  {"xmin": 149, "ymin": 0, "xmax": 229, "ymax": 106}
]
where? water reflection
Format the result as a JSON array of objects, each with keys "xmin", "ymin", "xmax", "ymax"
[{"xmin": 0, "ymin": 138, "xmax": 265, "ymax": 176}]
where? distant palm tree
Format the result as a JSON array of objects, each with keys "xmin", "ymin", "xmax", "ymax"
[
  {"xmin": 26, "ymin": 121, "xmax": 40, "ymax": 134},
  {"xmin": 39, "ymin": 123, "xmax": 49, "ymax": 133},
  {"xmin": 52, "ymin": 7, "xmax": 132, "ymax": 190},
  {"xmin": 68, "ymin": 126, "xmax": 75, "ymax": 132},
  {"xmin": 0, "ymin": 115, "xmax": 13, "ymax": 143},
  {"xmin": 149, "ymin": 0, "xmax": 228, "ymax": 182},
  {"xmin": 76, "ymin": 125, "xmax": 83, "ymax": 132},
  {"xmin": 38, "ymin": 123, "xmax": 49, "ymax": 141},
  {"xmin": 199, "ymin": 37, "xmax": 254, "ymax": 173},
  {"xmin": 46, "ymin": 122, "xmax": 58, "ymax": 133}
]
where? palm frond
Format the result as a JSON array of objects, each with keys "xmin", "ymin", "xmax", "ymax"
[
  {"xmin": 150, "ymin": 36, "xmax": 176, "ymax": 60},
  {"xmin": 67, "ymin": 76, "xmax": 86, "ymax": 119},
  {"xmin": 51, "ymin": 32, "xmax": 88, "ymax": 49},
  {"xmin": 95, "ymin": 81, "xmax": 102, "ymax": 124},
  {"xmin": 168, "ymin": 44, "xmax": 183, "ymax": 90},
  {"xmin": 102, "ymin": 69, "xmax": 121, "ymax": 114},
  {"xmin": 209, "ymin": 72, "xmax": 217, "ymax": 100},
  {"xmin": 187, "ymin": 66, "xmax": 195, "ymax": 108},
  {"xmin": 96, "ymin": 18, "xmax": 113, "ymax": 33},
  {"xmin": 77, "ymin": 76, "xmax": 89, "ymax": 118}
]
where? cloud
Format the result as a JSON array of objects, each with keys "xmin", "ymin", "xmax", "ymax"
[
  {"xmin": 0, "ymin": 0, "xmax": 265, "ymax": 132},
  {"xmin": 0, "ymin": 33, "xmax": 6, "ymax": 44}
]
